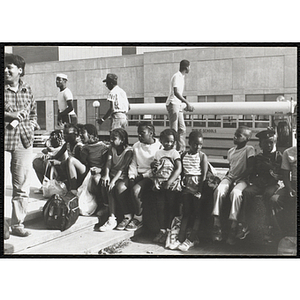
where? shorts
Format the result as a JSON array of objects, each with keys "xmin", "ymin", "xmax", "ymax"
[{"xmin": 182, "ymin": 175, "xmax": 202, "ymax": 195}]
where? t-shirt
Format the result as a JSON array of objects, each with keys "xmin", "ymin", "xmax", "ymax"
[
  {"xmin": 80, "ymin": 141, "xmax": 108, "ymax": 169},
  {"xmin": 166, "ymin": 71, "xmax": 185, "ymax": 106},
  {"xmin": 57, "ymin": 87, "xmax": 76, "ymax": 115},
  {"xmin": 128, "ymin": 138, "xmax": 162, "ymax": 179},
  {"xmin": 107, "ymin": 85, "xmax": 129, "ymax": 114},
  {"xmin": 182, "ymin": 151, "xmax": 202, "ymax": 176},
  {"xmin": 226, "ymin": 145, "xmax": 255, "ymax": 182},
  {"xmin": 110, "ymin": 145, "xmax": 133, "ymax": 179},
  {"xmin": 281, "ymin": 146, "xmax": 297, "ymax": 184},
  {"xmin": 154, "ymin": 148, "xmax": 181, "ymax": 162}
]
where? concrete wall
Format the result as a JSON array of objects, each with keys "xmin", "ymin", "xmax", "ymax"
[{"xmin": 23, "ymin": 46, "xmax": 297, "ymax": 132}]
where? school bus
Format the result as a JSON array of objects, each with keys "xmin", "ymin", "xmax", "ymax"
[{"xmin": 124, "ymin": 98, "xmax": 296, "ymax": 158}]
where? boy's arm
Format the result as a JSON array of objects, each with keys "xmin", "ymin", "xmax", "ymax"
[
  {"xmin": 282, "ymin": 169, "xmax": 295, "ymax": 196},
  {"xmin": 51, "ymin": 143, "xmax": 67, "ymax": 160}
]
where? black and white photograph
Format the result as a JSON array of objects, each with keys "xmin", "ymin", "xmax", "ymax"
[{"xmin": 3, "ymin": 44, "xmax": 297, "ymax": 257}]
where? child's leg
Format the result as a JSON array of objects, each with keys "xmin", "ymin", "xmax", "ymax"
[
  {"xmin": 178, "ymin": 193, "xmax": 193, "ymax": 243},
  {"xmin": 212, "ymin": 178, "xmax": 231, "ymax": 227},
  {"xmin": 189, "ymin": 195, "xmax": 204, "ymax": 242},
  {"xmin": 155, "ymin": 191, "xmax": 167, "ymax": 230},
  {"xmin": 165, "ymin": 190, "xmax": 177, "ymax": 229},
  {"xmin": 131, "ymin": 177, "xmax": 153, "ymax": 217},
  {"xmin": 263, "ymin": 185, "xmax": 281, "ymax": 227},
  {"xmin": 229, "ymin": 181, "xmax": 248, "ymax": 227},
  {"xmin": 115, "ymin": 178, "xmax": 132, "ymax": 218},
  {"xmin": 67, "ymin": 156, "xmax": 86, "ymax": 191}
]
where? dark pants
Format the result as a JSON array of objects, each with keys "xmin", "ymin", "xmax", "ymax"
[
  {"xmin": 241, "ymin": 184, "xmax": 279, "ymax": 226},
  {"xmin": 154, "ymin": 190, "xmax": 179, "ymax": 230}
]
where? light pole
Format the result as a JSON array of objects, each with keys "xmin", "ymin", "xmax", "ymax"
[{"xmin": 93, "ymin": 100, "xmax": 100, "ymax": 128}]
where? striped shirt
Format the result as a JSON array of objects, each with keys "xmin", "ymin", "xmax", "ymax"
[
  {"xmin": 182, "ymin": 151, "xmax": 202, "ymax": 176},
  {"xmin": 5, "ymin": 80, "xmax": 37, "ymax": 150}
]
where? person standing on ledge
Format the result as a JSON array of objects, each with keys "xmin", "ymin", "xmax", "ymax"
[
  {"xmin": 166, "ymin": 59, "xmax": 194, "ymax": 152},
  {"xmin": 56, "ymin": 73, "xmax": 78, "ymax": 126},
  {"xmin": 97, "ymin": 73, "xmax": 130, "ymax": 130},
  {"xmin": 4, "ymin": 53, "xmax": 38, "ymax": 237}
]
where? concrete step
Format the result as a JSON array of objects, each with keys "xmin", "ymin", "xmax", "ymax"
[
  {"xmin": 4, "ymin": 215, "xmax": 99, "ymax": 254},
  {"xmin": 17, "ymin": 227, "xmax": 142, "ymax": 255}
]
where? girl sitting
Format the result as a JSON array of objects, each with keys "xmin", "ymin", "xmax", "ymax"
[
  {"xmin": 170, "ymin": 130, "xmax": 209, "ymax": 251},
  {"xmin": 151, "ymin": 129, "xmax": 182, "ymax": 244},
  {"xmin": 99, "ymin": 128, "xmax": 133, "ymax": 231}
]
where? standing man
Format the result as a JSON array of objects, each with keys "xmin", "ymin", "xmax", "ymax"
[
  {"xmin": 56, "ymin": 73, "xmax": 78, "ymax": 126},
  {"xmin": 4, "ymin": 53, "xmax": 38, "ymax": 237},
  {"xmin": 97, "ymin": 73, "xmax": 130, "ymax": 130},
  {"xmin": 166, "ymin": 59, "xmax": 194, "ymax": 152}
]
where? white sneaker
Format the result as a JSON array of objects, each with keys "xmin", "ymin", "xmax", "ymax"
[
  {"xmin": 178, "ymin": 239, "xmax": 194, "ymax": 252},
  {"xmin": 168, "ymin": 239, "xmax": 181, "ymax": 250},
  {"xmin": 99, "ymin": 216, "xmax": 117, "ymax": 232}
]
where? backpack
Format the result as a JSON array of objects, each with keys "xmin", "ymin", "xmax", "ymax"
[{"xmin": 43, "ymin": 191, "xmax": 80, "ymax": 231}]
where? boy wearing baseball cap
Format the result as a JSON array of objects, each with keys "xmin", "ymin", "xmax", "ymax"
[
  {"xmin": 97, "ymin": 73, "xmax": 130, "ymax": 130},
  {"xmin": 238, "ymin": 128, "xmax": 283, "ymax": 243}
]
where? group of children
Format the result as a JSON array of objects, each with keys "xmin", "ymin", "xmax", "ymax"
[{"xmin": 33, "ymin": 121, "xmax": 296, "ymax": 252}]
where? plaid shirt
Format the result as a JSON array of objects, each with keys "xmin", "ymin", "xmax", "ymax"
[{"xmin": 5, "ymin": 80, "xmax": 37, "ymax": 150}]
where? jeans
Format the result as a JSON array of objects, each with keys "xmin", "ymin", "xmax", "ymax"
[
  {"xmin": 166, "ymin": 103, "xmax": 186, "ymax": 152},
  {"xmin": 6, "ymin": 140, "xmax": 33, "ymax": 229}
]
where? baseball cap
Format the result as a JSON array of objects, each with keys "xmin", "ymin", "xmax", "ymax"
[
  {"xmin": 103, "ymin": 73, "xmax": 118, "ymax": 83},
  {"xmin": 255, "ymin": 128, "xmax": 276, "ymax": 141},
  {"xmin": 56, "ymin": 73, "xmax": 68, "ymax": 80}
]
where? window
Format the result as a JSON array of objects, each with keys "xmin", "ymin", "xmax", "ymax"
[
  {"xmin": 36, "ymin": 101, "xmax": 46, "ymax": 130},
  {"xmin": 128, "ymin": 98, "xmax": 144, "ymax": 103},
  {"xmin": 53, "ymin": 100, "xmax": 77, "ymax": 129}
]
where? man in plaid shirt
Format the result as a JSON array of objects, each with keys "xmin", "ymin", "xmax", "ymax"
[{"xmin": 5, "ymin": 53, "xmax": 38, "ymax": 237}]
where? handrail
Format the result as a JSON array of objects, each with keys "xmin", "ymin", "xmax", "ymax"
[{"xmin": 128, "ymin": 101, "xmax": 295, "ymax": 116}]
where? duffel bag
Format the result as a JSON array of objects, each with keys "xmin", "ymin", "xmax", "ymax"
[{"xmin": 43, "ymin": 191, "xmax": 80, "ymax": 231}]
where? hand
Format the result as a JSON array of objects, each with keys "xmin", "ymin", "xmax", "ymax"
[
  {"xmin": 96, "ymin": 118, "xmax": 104, "ymax": 125},
  {"xmin": 91, "ymin": 166, "xmax": 101, "ymax": 175},
  {"xmin": 30, "ymin": 120, "xmax": 40, "ymax": 130},
  {"xmin": 184, "ymin": 103, "xmax": 194, "ymax": 112},
  {"xmin": 194, "ymin": 192, "xmax": 202, "ymax": 199},
  {"xmin": 162, "ymin": 180, "xmax": 172, "ymax": 190},
  {"xmin": 48, "ymin": 159, "xmax": 61, "ymax": 166},
  {"xmin": 101, "ymin": 175, "xmax": 110, "ymax": 186},
  {"xmin": 108, "ymin": 180, "xmax": 116, "ymax": 191}
]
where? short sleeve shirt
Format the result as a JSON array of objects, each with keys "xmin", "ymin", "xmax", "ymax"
[
  {"xmin": 107, "ymin": 85, "xmax": 129, "ymax": 113},
  {"xmin": 154, "ymin": 148, "xmax": 181, "ymax": 163},
  {"xmin": 166, "ymin": 71, "xmax": 185, "ymax": 106},
  {"xmin": 227, "ymin": 145, "xmax": 255, "ymax": 181},
  {"xmin": 57, "ymin": 88, "xmax": 76, "ymax": 115}
]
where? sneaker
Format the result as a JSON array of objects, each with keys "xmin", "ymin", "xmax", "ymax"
[
  {"xmin": 11, "ymin": 227, "xmax": 31, "ymax": 237},
  {"xmin": 178, "ymin": 239, "xmax": 194, "ymax": 252},
  {"xmin": 212, "ymin": 226, "xmax": 223, "ymax": 242},
  {"xmin": 236, "ymin": 224, "xmax": 250, "ymax": 240},
  {"xmin": 34, "ymin": 187, "xmax": 43, "ymax": 194},
  {"xmin": 99, "ymin": 216, "xmax": 117, "ymax": 232},
  {"xmin": 125, "ymin": 218, "xmax": 142, "ymax": 231},
  {"xmin": 153, "ymin": 230, "xmax": 167, "ymax": 244},
  {"xmin": 226, "ymin": 228, "xmax": 237, "ymax": 245},
  {"xmin": 168, "ymin": 239, "xmax": 181, "ymax": 250},
  {"xmin": 116, "ymin": 218, "xmax": 132, "ymax": 230}
]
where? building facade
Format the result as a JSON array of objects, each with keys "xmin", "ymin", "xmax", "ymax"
[{"xmin": 8, "ymin": 46, "xmax": 297, "ymax": 138}]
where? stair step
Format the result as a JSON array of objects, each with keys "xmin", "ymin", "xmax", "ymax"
[
  {"xmin": 4, "ymin": 215, "xmax": 99, "ymax": 254},
  {"xmin": 17, "ymin": 227, "xmax": 142, "ymax": 255}
]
